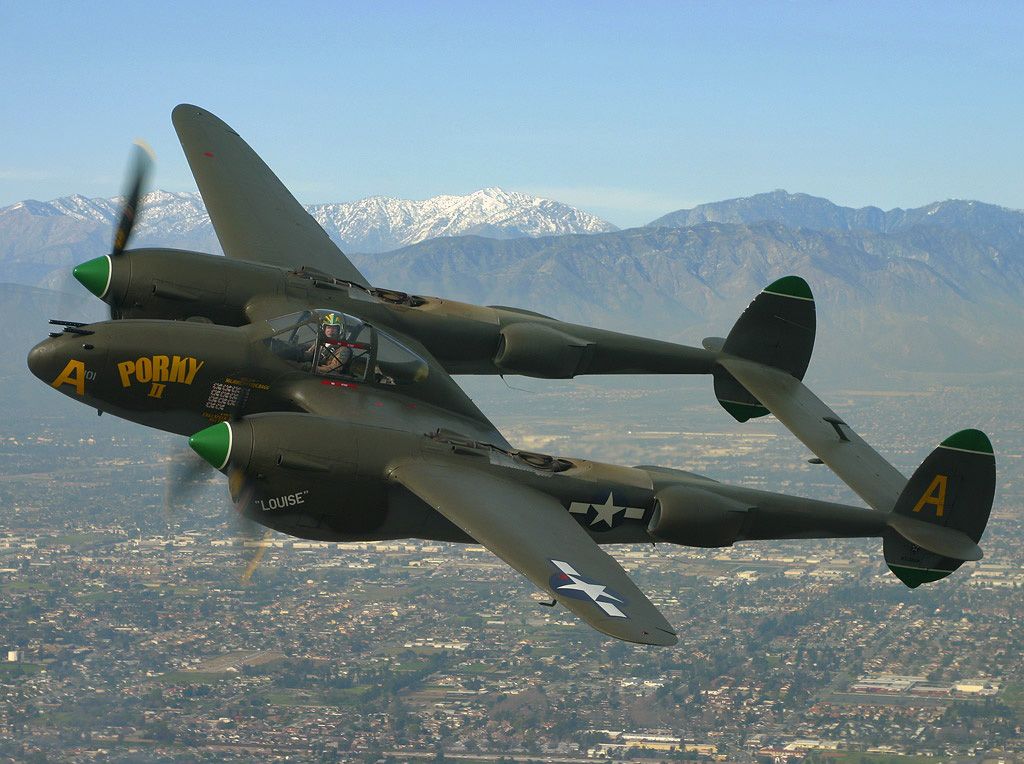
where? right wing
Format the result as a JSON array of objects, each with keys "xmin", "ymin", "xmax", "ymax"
[
  {"xmin": 389, "ymin": 460, "xmax": 678, "ymax": 645},
  {"xmin": 172, "ymin": 103, "xmax": 370, "ymax": 288}
]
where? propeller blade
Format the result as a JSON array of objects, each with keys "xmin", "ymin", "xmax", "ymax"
[
  {"xmin": 228, "ymin": 467, "xmax": 275, "ymax": 583},
  {"xmin": 111, "ymin": 140, "xmax": 155, "ymax": 257},
  {"xmin": 241, "ymin": 533, "xmax": 273, "ymax": 583},
  {"xmin": 162, "ymin": 447, "xmax": 214, "ymax": 520},
  {"xmin": 161, "ymin": 445, "xmax": 276, "ymax": 582}
]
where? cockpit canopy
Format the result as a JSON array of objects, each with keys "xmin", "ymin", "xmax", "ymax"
[{"xmin": 264, "ymin": 309, "xmax": 429, "ymax": 385}]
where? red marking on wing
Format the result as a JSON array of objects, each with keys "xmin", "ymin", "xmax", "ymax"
[
  {"xmin": 203, "ymin": 151, "xmax": 214, "ymax": 158},
  {"xmin": 320, "ymin": 379, "xmax": 357, "ymax": 389}
]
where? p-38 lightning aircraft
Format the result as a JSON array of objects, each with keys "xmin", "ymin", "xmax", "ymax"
[
  {"xmin": 29, "ymin": 275, "xmax": 996, "ymax": 645},
  {"xmin": 28, "ymin": 105, "xmax": 996, "ymax": 645}
]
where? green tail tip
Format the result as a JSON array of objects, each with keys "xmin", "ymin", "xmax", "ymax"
[
  {"xmin": 72, "ymin": 255, "xmax": 112, "ymax": 299},
  {"xmin": 763, "ymin": 275, "xmax": 813, "ymax": 301},
  {"xmin": 940, "ymin": 429, "xmax": 993, "ymax": 455},
  {"xmin": 189, "ymin": 422, "xmax": 232, "ymax": 470}
]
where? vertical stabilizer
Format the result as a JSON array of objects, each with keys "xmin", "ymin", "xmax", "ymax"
[
  {"xmin": 711, "ymin": 276, "xmax": 816, "ymax": 422},
  {"xmin": 885, "ymin": 429, "xmax": 995, "ymax": 587}
]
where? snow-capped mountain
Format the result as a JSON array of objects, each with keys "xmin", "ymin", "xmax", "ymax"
[
  {"xmin": 43, "ymin": 190, "xmax": 213, "ymax": 236},
  {"xmin": 2, "ymin": 187, "xmax": 616, "ymax": 256},
  {"xmin": 310, "ymin": 187, "xmax": 617, "ymax": 252}
]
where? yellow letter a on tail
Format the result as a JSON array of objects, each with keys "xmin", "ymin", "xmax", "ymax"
[{"xmin": 912, "ymin": 474, "xmax": 948, "ymax": 517}]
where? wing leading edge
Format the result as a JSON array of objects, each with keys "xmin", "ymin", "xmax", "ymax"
[
  {"xmin": 389, "ymin": 460, "xmax": 677, "ymax": 646},
  {"xmin": 172, "ymin": 104, "xmax": 369, "ymax": 287}
]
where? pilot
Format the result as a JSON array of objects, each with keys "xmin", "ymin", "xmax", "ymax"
[{"xmin": 314, "ymin": 313, "xmax": 353, "ymax": 375}]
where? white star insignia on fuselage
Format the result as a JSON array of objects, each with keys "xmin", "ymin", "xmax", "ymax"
[{"xmin": 568, "ymin": 492, "xmax": 646, "ymax": 528}]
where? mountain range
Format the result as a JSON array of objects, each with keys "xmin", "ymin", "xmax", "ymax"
[
  {"xmin": 651, "ymin": 189, "xmax": 1024, "ymax": 250},
  {"xmin": 3, "ymin": 188, "xmax": 1023, "ymax": 380},
  {"xmin": 0, "ymin": 186, "xmax": 614, "ymax": 270}
]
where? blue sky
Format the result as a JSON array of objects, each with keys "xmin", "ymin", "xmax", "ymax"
[{"xmin": 3, "ymin": 1, "xmax": 1023, "ymax": 226}]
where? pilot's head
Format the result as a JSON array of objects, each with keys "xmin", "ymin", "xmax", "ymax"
[{"xmin": 321, "ymin": 313, "xmax": 342, "ymax": 341}]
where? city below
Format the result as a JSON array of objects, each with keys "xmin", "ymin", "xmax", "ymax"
[{"xmin": 2, "ymin": 377, "xmax": 1022, "ymax": 763}]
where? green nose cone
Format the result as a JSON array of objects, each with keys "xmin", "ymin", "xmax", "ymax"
[
  {"xmin": 189, "ymin": 422, "xmax": 233, "ymax": 470},
  {"xmin": 72, "ymin": 255, "xmax": 112, "ymax": 299}
]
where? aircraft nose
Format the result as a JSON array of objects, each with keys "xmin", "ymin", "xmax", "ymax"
[
  {"xmin": 27, "ymin": 337, "xmax": 60, "ymax": 382},
  {"xmin": 27, "ymin": 331, "xmax": 104, "ymax": 394}
]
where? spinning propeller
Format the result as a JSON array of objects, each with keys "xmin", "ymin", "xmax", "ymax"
[
  {"xmin": 72, "ymin": 140, "xmax": 155, "ymax": 316},
  {"xmin": 162, "ymin": 447, "xmax": 275, "ymax": 583},
  {"xmin": 112, "ymin": 140, "xmax": 155, "ymax": 257}
]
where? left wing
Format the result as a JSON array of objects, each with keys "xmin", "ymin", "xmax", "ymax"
[
  {"xmin": 172, "ymin": 103, "xmax": 370, "ymax": 287},
  {"xmin": 389, "ymin": 460, "xmax": 678, "ymax": 645}
]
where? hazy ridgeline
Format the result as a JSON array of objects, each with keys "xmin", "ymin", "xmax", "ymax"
[{"xmin": 4, "ymin": 189, "xmax": 1024, "ymax": 383}]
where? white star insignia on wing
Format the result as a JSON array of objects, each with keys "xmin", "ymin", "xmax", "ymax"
[{"xmin": 550, "ymin": 560, "xmax": 627, "ymax": 618}]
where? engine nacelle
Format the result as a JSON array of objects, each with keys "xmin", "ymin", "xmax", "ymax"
[
  {"xmin": 104, "ymin": 248, "xmax": 282, "ymax": 324},
  {"xmin": 493, "ymin": 322, "xmax": 592, "ymax": 378},
  {"xmin": 647, "ymin": 485, "xmax": 751, "ymax": 548},
  {"xmin": 194, "ymin": 414, "xmax": 390, "ymax": 540},
  {"xmin": 190, "ymin": 414, "xmax": 476, "ymax": 543}
]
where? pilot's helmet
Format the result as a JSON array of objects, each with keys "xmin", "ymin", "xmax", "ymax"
[{"xmin": 320, "ymin": 312, "xmax": 343, "ymax": 339}]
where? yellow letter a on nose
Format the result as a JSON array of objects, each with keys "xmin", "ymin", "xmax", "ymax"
[
  {"xmin": 51, "ymin": 359, "xmax": 86, "ymax": 396},
  {"xmin": 912, "ymin": 474, "xmax": 948, "ymax": 517}
]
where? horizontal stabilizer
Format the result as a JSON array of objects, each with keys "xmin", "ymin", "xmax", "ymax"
[
  {"xmin": 719, "ymin": 357, "xmax": 907, "ymax": 513},
  {"xmin": 887, "ymin": 515, "xmax": 983, "ymax": 561}
]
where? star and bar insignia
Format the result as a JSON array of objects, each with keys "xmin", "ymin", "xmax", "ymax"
[
  {"xmin": 568, "ymin": 492, "xmax": 646, "ymax": 529},
  {"xmin": 549, "ymin": 559, "xmax": 628, "ymax": 618}
]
